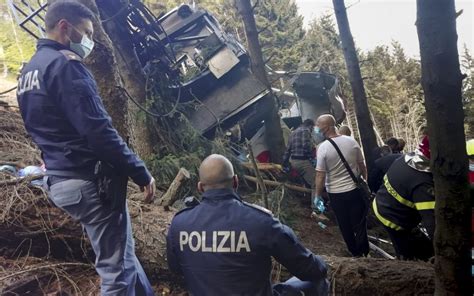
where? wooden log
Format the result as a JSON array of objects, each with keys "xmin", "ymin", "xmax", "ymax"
[
  {"xmin": 323, "ymin": 256, "xmax": 434, "ymax": 295},
  {"xmin": 241, "ymin": 162, "xmax": 282, "ymax": 172},
  {"xmin": 156, "ymin": 168, "xmax": 191, "ymax": 210},
  {"xmin": 243, "ymin": 175, "xmax": 312, "ymax": 193}
]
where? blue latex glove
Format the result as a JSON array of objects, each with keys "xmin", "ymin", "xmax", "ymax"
[
  {"xmin": 312, "ymin": 196, "xmax": 326, "ymax": 214},
  {"xmin": 310, "ymin": 158, "xmax": 317, "ymax": 168}
]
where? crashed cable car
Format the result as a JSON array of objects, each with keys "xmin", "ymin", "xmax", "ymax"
[{"xmin": 8, "ymin": 0, "xmax": 345, "ymax": 160}]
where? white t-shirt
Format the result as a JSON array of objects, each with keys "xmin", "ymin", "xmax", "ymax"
[{"xmin": 316, "ymin": 135, "xmax": 365, "ymax": 193}]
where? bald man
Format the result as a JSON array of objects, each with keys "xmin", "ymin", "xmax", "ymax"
[
  {"xmin": 166, "ymin": 154, "xmax": 329, "ymax": 296},
  {"xmin": 314, "ymin": 114, "xmax": 369, "ymax": 257},
  {"xmin": 338, "ymin": 125, "xmax": 352, "ymax": 137}
]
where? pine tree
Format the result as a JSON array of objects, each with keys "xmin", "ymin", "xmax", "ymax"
[{"xmin": 254, "ymin": 0, "xmax": 305, "ymax": 71}]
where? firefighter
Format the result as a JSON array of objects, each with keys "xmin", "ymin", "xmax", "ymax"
[{"xmin": 372, "ymin": 136, "xmax": 434, "ymax": 260}]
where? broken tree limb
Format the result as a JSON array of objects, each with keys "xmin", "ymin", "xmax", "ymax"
[
  {"xmin": 246, "ymin": 141, "xmax": 269, "ymax": 208},
  {"xmin": 243, "ymin": 175, "xmax": 312, "ymax": 193},
  {"xmin": 241, "ymin": 162, "xmax": 282, "ymax": 172},
  {"xmin": 156, "ymin": 168, "xmax": 190, "ymax": 210}
]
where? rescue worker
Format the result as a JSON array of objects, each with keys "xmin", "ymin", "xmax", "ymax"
[
  {"xmin": 16, "ymin": 2, "xmax": 155, "ymax": 294},
  {"xmin": 385, "ymin": 137, "xmax": 400, "ymax": 154},
  {"xmin": 167, "ymin": 154, "xmax": 329, "ymax": 296},
  {"xmin": 282, "ymin": 119, "xmax": 316, "ymax": 188},
  {"xmin": 368, "ymin": 145, "xmax": 402, "ymax": 193},
  {"xmin": 372, "ymin": 136, "xmax": 434, "ymax": 260}
]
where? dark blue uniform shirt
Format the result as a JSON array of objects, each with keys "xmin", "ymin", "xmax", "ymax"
[
  {"xmin": 167, "ymin": 188, "xmax": 328, "ymax": 296},
  {"xmin": 17, "ymin": 39, "xmax": 150, "ymax": 186}
]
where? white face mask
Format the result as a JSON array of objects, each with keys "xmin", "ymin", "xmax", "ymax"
[
  {"xmin": 470, "ymin": 163, "xmax": 474, "ymax": 172},
  {"xmin": 66, "ymin": 22, "xmax": 94, "ymax": 59},
  {"xmin": 70, "ymin": 34, "xmax": 94, "ymax": 59}
]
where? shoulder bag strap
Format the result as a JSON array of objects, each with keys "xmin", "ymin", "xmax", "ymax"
[{"xmin": 326, "ymin": 137, "xmax": 359, "ymax": 185}]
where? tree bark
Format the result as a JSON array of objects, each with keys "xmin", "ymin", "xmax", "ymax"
[
  {"xmin": 332, "ymin": 0, "xmax": 378, "ymax": 172},
  {"xmin": 95, "ymin": 0, "xmax": 156, "ymax": 157},
  {"xmin": 416, "ymin": 1, "xmax": 470, "ymax": 294},
  {"xmin": 235, "ymin": 0, "xmax": 285, "ymax": 164}
]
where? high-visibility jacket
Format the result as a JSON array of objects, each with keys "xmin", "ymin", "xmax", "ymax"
[{"xmin": 373, "ymin": 154, "xmax": 435, "ymax": 238}]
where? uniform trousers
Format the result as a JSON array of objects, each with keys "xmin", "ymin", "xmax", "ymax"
[
  {"xmin": 46, "ymin": 178, "xmax": 155, "ymax": 296},
  {"xmin": 384, "ymin": 226, "xmax": 433, "ymax": 261}
]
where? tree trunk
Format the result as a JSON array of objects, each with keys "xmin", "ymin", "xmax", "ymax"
[
  {"xmin": 416, "ymin": 1, "xmax": 470, "ymax": 294},
  {"xmin": 0, "ymin": 190, "xmax": 172, "ymax": 275},
  {"xmin": 323, "ymin": 256, "xmax": 434, "ymax": 295},
  {"xmin": 95, "ymin": 0, "xmax": 156, "ymax": 157},
  {"xmin": 235, "ymin": 0, "xmax": 285, "ymax": 164},
  {"xmin": 332, "ymin": 0, "xmax": 378, "ymax": 171}
]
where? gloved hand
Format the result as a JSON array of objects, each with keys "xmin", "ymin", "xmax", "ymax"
[
  {"xmin": 282, "ymin": 162, "xmax": 291, "ymax": 174},
  {"xmin": 312, "ymin": 195, "xmax": 326, "ymax": 214},
  {"xmin": 310, "ymin": 158, "xmax": 317, "ymax": 168}
]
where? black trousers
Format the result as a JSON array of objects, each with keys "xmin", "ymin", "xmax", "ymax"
[
  {"xmin": 329, "ymin": 188, "xmax": 369, "ymax": 257},
  {"xmin": 385, "ymin": 226, "xmax": 433, "ymax": 261}
]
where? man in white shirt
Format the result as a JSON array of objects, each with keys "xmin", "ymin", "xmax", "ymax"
[{"xmin": 313, "ymin": 114, "xmax": 369, "ymax": 257}]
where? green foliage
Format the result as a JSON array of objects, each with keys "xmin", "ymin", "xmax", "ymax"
[
  {"xmin": 254, "ymin": 0, "xmax": 305, "ymax": 71},
  {"xmin": 302, "ymin": 14, "xmax": 350, "ymax": 93},
  {"xmin": 360, "ymin": 43, "xmax": 425, "ymax": 149},
  {"xmin": 143, "ymin": 62, "xmax": 237, "ymax": 189},
  {"xmin": 303, "ymin": 16, "xmax": 426, "ymax": 150},
  {"xmin": 0, "ymin": 5, "xmax": 36, "ymax": 76}
]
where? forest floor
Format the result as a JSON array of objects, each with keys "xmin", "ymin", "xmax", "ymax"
[
  {"xmin": 0, "ymin": 104, "xmax": 435, "ymax": 296},
  {"xmin": 0, "ymin": 78, "xmax": 17, "ymax": 107}
]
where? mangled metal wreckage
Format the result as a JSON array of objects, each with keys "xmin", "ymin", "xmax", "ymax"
[{"xmin": 8, "ymin": 0, "xmax": 345, "ymax": 160}]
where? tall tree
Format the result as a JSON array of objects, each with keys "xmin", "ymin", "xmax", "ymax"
[
  {"xmin": 332, "ymin": 0, "xmax": 378, "ymax": 171},
  {"xmin": 236, "ymin": 0, "xmax": 285, "ymax": 163},
  {"xmin": 254, "ymin": 0, "xmax": 305, "ymax": 71},
  {"xmin": 0, "ymin": 3, "xmax": 36, "ymax": 76},
  {"xmin": 360, "ymin": 44, "xmax": 426, "ymax": 150},
  {"xmin": 416, "ymin": 0, "xmax": 470, "ymax": 294},
  {"xmin": 96, "ymin": 0, "xmax": 155, "ymax": 156}
]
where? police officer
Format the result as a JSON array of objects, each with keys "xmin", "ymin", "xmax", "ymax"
[
  {"xmin": 167, "ymin": 154, "xmax": 329, "ymax": 295},
  {"xmin": 17, "ymin": 2, "xmax": 155, "ymax": 295},
  {"xmin": 372, "ymin": 136, "xmax": 434, "ymax": 260}
]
